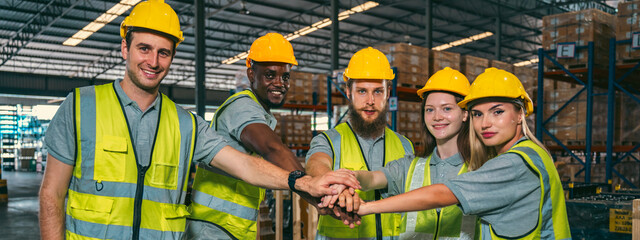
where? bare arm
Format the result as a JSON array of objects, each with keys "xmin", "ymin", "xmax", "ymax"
[
  {"xmin": 209, "ymin": 146, "xmax": 359, "ymax": 197},
  {"xmin": 356, "ymin": 170, "xmax": 388, "ymax": 192},
  {"xmin": 240, "ymin": 123, "xmax": 303, "ymax": 171},
  {"xmin": 39, "ymin": 154, "xmax": 74, "ymax": 240},
  {"xmin": 358, "ymin": 183, "xmax": 459, "ymax": 216},
  {"xmin": 306, "ymin": 152, "xmax": 333, "ymax": 177}
]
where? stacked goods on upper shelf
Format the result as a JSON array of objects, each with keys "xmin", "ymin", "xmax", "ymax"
[
  {"xmin": 396, "ymin": 101, "xmax": 424, "ymax": 151},
  {"xmin": 431, "ymin": 50, "xmax": 461, "ymax": 77},
  {"xmin": 490, "ymin": 60, "xmax": 514, "ymax": 73},
  {"xmin": 514, "ymin": 67, "xmax": 538, "ymax": 134},
  {"xmin": 319, "ymin": 71, "xmax": 346, "ymax": 105},
  {"xmin": 289, "ymin": 71, "xmax": 314, "ymax": 104},
  {"xmin": 616, "ymin": 1, "xmax": 640, "ymax": 62},
  {"xmin": 619, "ymin": 94, "xmax": 640, "ymax": 144},
  {"xmin": 376, "ymin": 43, "xmax": 430, "ymax": 88},
  {"xmin": 542, "ymin": 81, "xmax": 609, "ymax": 146},
  {"xmin": 542, "ymin": 9, "xmax": 615, "ymax": 69},
  {"xmin": 274, "ymin": 113, "xmax": 313, "ymax": 147},
  {"xmin": 461, "ymin": 55, "xmax": 489, "ymax": 83}
]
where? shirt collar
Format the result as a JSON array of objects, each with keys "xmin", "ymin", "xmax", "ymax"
[
  {"xmin": 430, "ymin": 146, "xmax": 463, "ymax": 166},
  {"xmin": 114, "ymin": 78, "xmax": 161, "ymax": 111}
]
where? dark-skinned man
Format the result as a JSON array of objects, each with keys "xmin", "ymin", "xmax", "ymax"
[
  {"xmin": 306, "ymin": 47, "xmax": 415, "ymax": 240},
  {"xmin": 186, "ymin": 33, "xmax": 335, "ymax": 240}
]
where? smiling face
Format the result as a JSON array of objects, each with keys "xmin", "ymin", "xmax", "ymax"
[
  {"xmin": 121, "ymin": 31, "xmax": 174, "ymax": 93},
  {"xmin": 470, "ymin": 101, "xmax": 524, "ymax": 154},
  {"xmin": 424, "ymin": 92, "xmax": 467, "ymax": 143},
  {"xmin": 247, "ymin": 61, "xmax": 291, "ymax": 110}
]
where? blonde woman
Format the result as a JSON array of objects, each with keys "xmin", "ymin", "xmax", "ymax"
[{"xmin": 355, "ymin": 68, "xmax": 571, "ymax": 239}]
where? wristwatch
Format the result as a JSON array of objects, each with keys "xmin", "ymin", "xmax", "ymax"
[{"xmin": 288, "ymin": 170, "xmax": 307, "ymax": 192}]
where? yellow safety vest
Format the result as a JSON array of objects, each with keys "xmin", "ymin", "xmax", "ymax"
[
  {"xmin": 317, "ymin": 122, "xmax": 414, "ymax": 239},
  {"xmin": 189, "ymin": 90, "xmax": 265, "ymax": 240},
  {"xmin": 479, "ymin": 140, "xmax": 571, "ymax": 240},
  {"xmin": 66, "ymin": 83, "xmax": 197, "ymax": 239},
  {"xmin": 400, "ymin": 155, "xmax": 479, "ymax": 239}
]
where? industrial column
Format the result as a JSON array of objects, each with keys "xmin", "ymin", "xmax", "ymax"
[{"xmin": 195, "ymin": 0, "xmax": 206, "ymax": 117}]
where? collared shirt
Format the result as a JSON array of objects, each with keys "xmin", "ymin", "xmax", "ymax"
[
  {"xmin": 213, "ymin": 90, "xmax": 276, "ymax": 154},
  {"xmin": 45, "ymin": 79, "xmax": 227, "ymax": 167},
  {"xmin": 444, "ymin": 137, "xmax": 540, "ymax": 237},
  {"xmin": 306, "ymin": 122, "xmax": 387, "ymax": 171},
  {"xmin": 382, "ymin": 147, "xmax": 464, "ymax": 197}
]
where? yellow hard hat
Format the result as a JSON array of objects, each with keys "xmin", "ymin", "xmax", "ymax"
[
  {"xmin": 417, "ymin": 67, "xmax": 470, "ymax": 99},
  {"xmin": 246, "ymin": 33, "xmax": 298, "ymax": 67},
  {"xmin": 343, "ymin": 47, "xmax": 395, "ymax": 82},
  {"xmin": 120, "ymin": 0, "xmax": 184, "ymax": 46},
  {"xmin": 458, "ymin": 67, "xmax": 533, "ymax": 116}
]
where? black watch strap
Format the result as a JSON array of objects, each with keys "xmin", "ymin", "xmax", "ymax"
[{"xmin": 288, "ymin": 170, "xmax": 307, "ymax": 192}]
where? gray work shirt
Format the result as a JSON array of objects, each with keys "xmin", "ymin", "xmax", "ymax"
[
  {"xmin": 45, "ymin": 79, "xmax": 227, "ymax": 167},
  {"xmin": 306, "ymin": 125, "xmax": 386, "ymax": 171},
  {"xmin": 196, "ymin": 92, "xmax": 276, "ymax": 172},
  {"xmin": 382, "ymin": 147, "xmax": 465, "ymax": 196},
  {"xmin": 444, "ymin": 138, "xmax": 540, "ymax": 238}
]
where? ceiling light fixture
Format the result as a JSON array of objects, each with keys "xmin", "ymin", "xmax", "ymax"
[
  {"xmin": 513, "ymin": 58, "xmax": 539, "ymax": 67},
  {"xmin": 239, "ymin": 1, "xmax": 250, "ymax": 15},
  {"xmin": 432, "ymin": 31, "xmax": 493, "ymax": 51},
  {"xmin": 222, "ymin": 1, "xmax": 380, "ymax": 64},
  {"xmin": 63, "ymin": 0, "xmax": 141, "ymax": 46}
]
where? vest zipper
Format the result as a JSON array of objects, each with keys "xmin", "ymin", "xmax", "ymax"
[
  {"xmin": 433, "ymin": 209, "xmax": 441, "ymax": 240},
  {"xmin": 132, "ymin": 166, "xmax": 149, "ymax": 240}
]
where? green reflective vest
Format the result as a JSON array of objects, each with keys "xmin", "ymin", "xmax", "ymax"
[
  {"xmin": 317, "ymin": 122, "xmax": 414, "ymax": 239},
  {"xmin": 479, "ymin": 140, "xmax": 571, "ymax": 240},
  {"xmin": 189, "ymin": 90, "xmax": 265, "ymax": 240},
  {"xmin": 66, "ymin": 83, "xmax": 197, "ymax": 239},
  {"xmin": 400, "ymin": 155, "xmax": 478, "ymax": 240}
]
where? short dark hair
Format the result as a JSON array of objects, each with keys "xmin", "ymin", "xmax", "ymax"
[{"xmin": 125, "ymin": 27, "xmax": 178, "ymax": 54}]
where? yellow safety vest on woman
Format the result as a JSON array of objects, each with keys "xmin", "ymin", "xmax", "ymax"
[
  {"xmin": 189, "ymin": 90, "xmax": 265, "ymax": 240},
  {"xmin": 400, "ymin": 155, "xmax": 478, "ymax": 240},
  {"xmin": 480, "ymin": 140, "xmax": 571, "ymax": 240},
  {"xmin": 66, "ymin": 83, "xmax": 197, "ymax": 239},
  {"xmin": 317, "ymin": 122, "xmax": 414, "ymax": 240}
]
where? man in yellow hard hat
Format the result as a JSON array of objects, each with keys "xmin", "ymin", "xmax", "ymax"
[
  {"xmin": 38, "ymin": 1, "xmax": 360, "ymax": 239},
  {"xmin": 305, "ymin": 47, "xmax": 414, "ymax": 239},
  {"xmin": 185, "ymin": 32, "xmax": 308, "ymax": 240}
]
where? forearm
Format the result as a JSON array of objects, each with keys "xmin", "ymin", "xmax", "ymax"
[
  {"xmin": 212, "ymin": 146, "xmax": 289, "ymax": 189},
  {"xmin": 363, "ymin": 184, "xmax": 459, "ymax": 214},
  {"xmin": 263, "ymin": 145, "xmax": 304, "ymax": 171},
  {"xmin": 305, "ymin": 153, "xmax": 333, "ymax": 177},
  {"xmin": 39, "ymin": 191, "xmax": 66, "ymax": 239},
  {"xmin": 356, "ymin": 170, "xmax": 388, "ymax": 191}
]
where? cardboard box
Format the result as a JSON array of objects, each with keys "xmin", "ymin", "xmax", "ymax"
[
  {"xmin": 431, "ymin": 51, "xmax": 461, "ymax": 73},
  {"xmin": 461, "ymin": 55, "xmax": 489, "ymax": 83}
]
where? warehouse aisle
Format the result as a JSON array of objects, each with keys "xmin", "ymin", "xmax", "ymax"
[{"xmin": 0, "ymin": 171, "xmax": 42, "ymax": 240}]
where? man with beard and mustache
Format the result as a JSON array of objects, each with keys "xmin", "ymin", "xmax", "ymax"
[
  {"xmin": 38, "ymin": 2, "xmax": 361, "ymax": 239},
  {"xmin": 185, "ymin": 32, "xmax": 313, "ymax": 240},
  {"xmin": 305, "ymin": 47, "xmax": 415, "ymax": 240}
]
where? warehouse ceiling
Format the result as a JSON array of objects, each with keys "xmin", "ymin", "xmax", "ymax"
[{"xmin": 0, "ymin": 0, "xmax": 617, "ymax": 91}]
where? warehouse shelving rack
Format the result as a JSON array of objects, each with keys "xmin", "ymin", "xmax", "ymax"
[
  {"xmin": 538, "ymin": 41, "xmax": 640, "ymax": 189},
  {"xmin": 606, "ymin": 37, "xmax": 640, "ymax": 189},
  {"xmin": 0, "ymin": 106, "xmax": 18, "ymax": 171}
]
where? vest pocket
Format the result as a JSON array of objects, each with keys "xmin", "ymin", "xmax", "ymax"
[
  {"xmin": 162, "ymin": 204, "xmax": 190, "ymax": 232},
  {"xmin": 150, "ymin": 162, "xmax": 178, "ymax": 189},
  {"xmin": 95, "ymin": 135, "xmax": 127, "ymax": 182},
  {"xmin": 68, "ymin": 194, "xmax": 115, "ymax": 225}
]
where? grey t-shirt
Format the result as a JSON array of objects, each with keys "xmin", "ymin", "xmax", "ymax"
[
  {"xmin": 197, "ymin": 94, "xmax": 276, "ymax": 174},
  {"xmin": 383, "ymin": 148, "xmax": 464, "ymax": 196},
  {"xmin": 45, "ymin": 79, "xmax": 228, "ymax": 167},
  {"xmin": 444, "ymin": 140, "xmax": 540, "ymax": 238},
  {"xmin": 306, "ymin": 128, "xmax": 386, "ymax": 171}
]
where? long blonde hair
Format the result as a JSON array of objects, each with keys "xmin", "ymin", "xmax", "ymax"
[{"xmin": 467, "ymin": 104, "xmax": 550, "ymax": 171}]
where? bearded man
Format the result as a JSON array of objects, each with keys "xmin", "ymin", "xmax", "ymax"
[{"xmin": 305, "ymin": 47, "xmax": 414, "ymax": 240}]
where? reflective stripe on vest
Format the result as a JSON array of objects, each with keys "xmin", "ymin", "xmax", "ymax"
[
  {"xmin": 481, "ymin": 140, "xmax": 571, "ymax": 240},
  {"xmin": 400, "ymin": 155, "xmax": 478, "ymax": 240},
  {"xmin": 66, "ymin": 83, "xmax": 196, "ymax": 239},
  {"xmin": 189, "ymin": 90, "xmax": 265, "ymax": 240},
  {"xmin": 317, "ymin": 122, "xmax": 414, "ymax": 239}
]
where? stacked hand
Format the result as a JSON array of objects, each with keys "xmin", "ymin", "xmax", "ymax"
[{"xmin": 316, "ymin": 169, "xmax": 366, "ymax": 228}]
